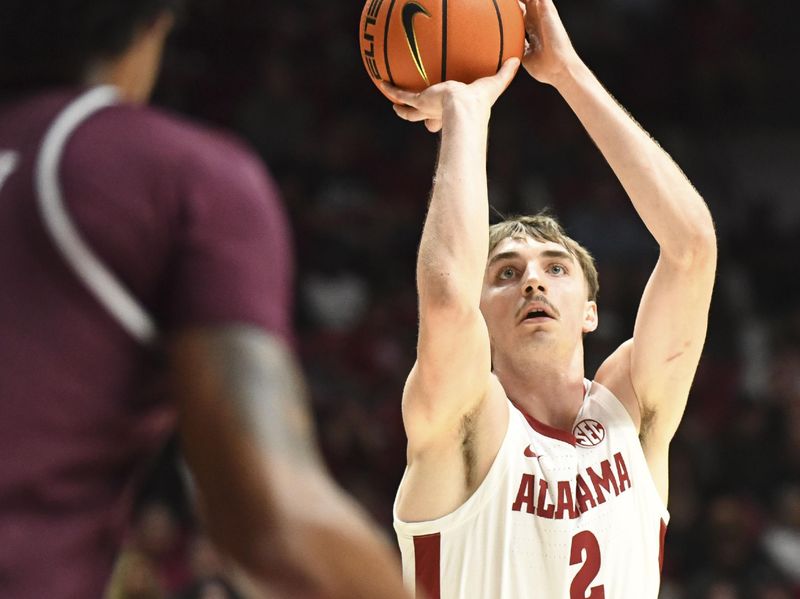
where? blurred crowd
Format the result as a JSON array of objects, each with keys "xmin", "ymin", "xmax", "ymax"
[{"xmin": 111, "ymin": 0, "xmax": 800, "ymax": 597}]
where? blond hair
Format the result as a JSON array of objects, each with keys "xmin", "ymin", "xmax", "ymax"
[{"xmin": 488, "ymin": 214, "xmax": 599, "ymax": 301}]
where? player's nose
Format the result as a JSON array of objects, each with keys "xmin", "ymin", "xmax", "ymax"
[{"xmin": 521, "ymin": 267, "xmax": 546, "ymax": 296}]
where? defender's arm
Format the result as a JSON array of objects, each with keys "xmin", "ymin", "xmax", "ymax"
[{"xmin": 170, "ymin": 325, "xmax": 410, "ymax": 599}]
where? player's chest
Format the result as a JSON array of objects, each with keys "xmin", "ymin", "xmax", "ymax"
[{"xmin": 508, "ymin": 424, "xmax": 636, "ymax": 522}]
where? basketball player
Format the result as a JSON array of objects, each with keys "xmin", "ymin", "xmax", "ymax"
[
  {"xmin": 0, "ymin": 2, "xmax": 410, "ymax": 598},
  {"xmin": 381, "ymin": 0, "xmax": 716, "ymax": 596}
]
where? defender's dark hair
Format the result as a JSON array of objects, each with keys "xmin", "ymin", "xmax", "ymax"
[{"xmin": 0, "ymin": 0, "xmax": 182, "ymax": 91}]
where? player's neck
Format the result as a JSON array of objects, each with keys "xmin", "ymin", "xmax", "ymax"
[
  {"xmin": 85, "ymin": 13, "xmax": 173, "ymax": 104},
  {"xmin": 495, "ymin": 345, "xmax": 586, "ymax": 432}
]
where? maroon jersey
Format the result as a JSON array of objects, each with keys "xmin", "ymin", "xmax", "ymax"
[{"xmin": 0, "ymin": 87, "xmax": 293, "ymax": 598}]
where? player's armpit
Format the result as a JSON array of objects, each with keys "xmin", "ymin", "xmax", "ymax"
[
  {"xmin": 594, "ymin": 339, "xmax": 641, "ymax": 431},
  {"xmin": 169, "ymin": 325, "xmax": 411, "ymax": 599}
]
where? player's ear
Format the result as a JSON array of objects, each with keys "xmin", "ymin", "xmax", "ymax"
[{"xmin": 582, "ymin": 300, "xmax": 598, "ymax": 334}]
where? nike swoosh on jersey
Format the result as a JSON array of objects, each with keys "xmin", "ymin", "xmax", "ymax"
[
  {"xmin": 401, "ymin": 1, "xmax": 432, "ymax": 85},
  {"xmin": 523, "ymin": 445, "xmax": 539, "ymax": 458}
]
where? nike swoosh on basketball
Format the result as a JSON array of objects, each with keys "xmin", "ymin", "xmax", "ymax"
[{"xmin": 401, "ymin": 1, "xmax": 431, "ymax": 85}]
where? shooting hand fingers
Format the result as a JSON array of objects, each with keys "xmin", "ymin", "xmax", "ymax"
[
  {"xmin": 424, "ymin": 119, "xmax": 442, "ymax": 133},
  {"xmin": 380, "ymin": 82, "xmax": 422, "ymax": 108},
  {"xmin": 393, "ymin": 104, "xmax": 428, "ymax": 122}
]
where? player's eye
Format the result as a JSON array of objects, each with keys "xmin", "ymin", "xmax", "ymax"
[
  {"xmin": 548, "ymin": 264, "xmax": 567, "ymax": 275},
  {"xmin": 498, "ymin": 266, "xmax": 516, "ymax": 280}
]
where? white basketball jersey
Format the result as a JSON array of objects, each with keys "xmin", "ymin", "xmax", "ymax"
[{"xmin": 394, "ymin": 380, "xmax": 669, "ymax": 599}]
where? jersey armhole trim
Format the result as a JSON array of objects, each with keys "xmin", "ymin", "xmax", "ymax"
[{"xmin": 35, "ymin": 85, "xmax": 158, "ymax": 345}]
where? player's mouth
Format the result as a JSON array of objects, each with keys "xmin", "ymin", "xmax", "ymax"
[{"xmin": 518, "ymin": 301, "xmax": 558, "ymax": 324}]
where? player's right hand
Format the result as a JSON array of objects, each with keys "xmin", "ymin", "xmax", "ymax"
[
  {"xmin": 520, "ymin": 0, "xmax": 581, "ymax": 87},
  {"xmin": 380, "ymin": 57, "xmax": 519, "ymax": 133}
]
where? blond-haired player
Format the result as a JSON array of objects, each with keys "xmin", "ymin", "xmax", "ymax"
[{"xmin": 381, "ymin": 0, "xmax": 716, "ymax": 596}]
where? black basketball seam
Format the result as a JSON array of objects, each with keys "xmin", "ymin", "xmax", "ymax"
[
  {"xmin": 384, "ymin": 0, "xmax": 398, "ymax": 85},
  {"xmin": 441, "ymin": 0, "xmax": 448, "ymax": 81},
  {"xmin": 491, "ymin": 0, "xmax": 503, "ymax": 71}
]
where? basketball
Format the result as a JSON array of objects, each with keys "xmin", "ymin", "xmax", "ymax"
[{"xmin": 360, "ymin": 0, "xmax": 525, "ymax": 98}]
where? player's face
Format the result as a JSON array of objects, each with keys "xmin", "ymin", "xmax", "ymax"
[{"xmin": 480, "ymin": 236, "xmax": 598, "ymax": 356}]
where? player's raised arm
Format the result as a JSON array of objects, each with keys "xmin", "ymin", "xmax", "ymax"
[
  {"xmin": 170, "ymin": 326, "xmax": 411, "ymax": 599},
  {"xmin": 521, "ymin": 0, "xmax": 716, "ymax": 483},
  {"xmin": 381, "ymin": 61, "xmax": 518, "ymax": 455}
]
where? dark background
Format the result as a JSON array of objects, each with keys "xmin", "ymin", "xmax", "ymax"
[{"xmin": 136, "ymin": 1, "xmax": 800, "ymax": 597}]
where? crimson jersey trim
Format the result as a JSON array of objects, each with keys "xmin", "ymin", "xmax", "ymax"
[
  {"xmin": 413, "ymin": 533, "xmax": 441, "ymax": 599},
  {"xmin": 512, "ymin": 400, "xmax": 578, "ymax": 446}
]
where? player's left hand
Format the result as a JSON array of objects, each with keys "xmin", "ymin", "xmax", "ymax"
[{"xmin": 519, "ymin": 0, "xmax": 581, "ymax": 87}]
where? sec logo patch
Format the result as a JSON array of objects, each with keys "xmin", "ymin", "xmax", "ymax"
[{"xmin": 573, "ymin": 419, "xmax": 605, "ymax": 447}]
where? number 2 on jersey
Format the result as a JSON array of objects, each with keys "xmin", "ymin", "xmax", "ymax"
[
  {"xmin": 0, "ymin": 151, "xmax": 19, "ymax": 194},
  {"xmin": 570, "ymin": 531, "xmax": 605, "ymax": 599}
]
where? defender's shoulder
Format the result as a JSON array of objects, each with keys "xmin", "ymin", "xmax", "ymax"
[{"xmin": 80, "ymin": 103, "xmax": 263, "ymax": 171}]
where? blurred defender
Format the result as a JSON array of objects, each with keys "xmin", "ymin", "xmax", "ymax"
[
  {"xmin": 383, "ymin": 0, "xmax": 716, "ymax": 596},
  {"xmin": 0, "ymin": 2, "xmax": 409, "ymax": 598}
]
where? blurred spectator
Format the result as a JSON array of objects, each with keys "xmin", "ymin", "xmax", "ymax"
[
  {"xmin": 132, "ymin": 503, "xmax": 192, "ymax": 594},
  {"xmin": 763, "ymin": 485, "xmax": 800, "ymax": 585},
  {"xmin": 174, "ymin": 577, "xmax": 242, "ymax": 599}
]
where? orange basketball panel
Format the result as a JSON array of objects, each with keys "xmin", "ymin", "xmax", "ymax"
[
  {"xmin": 445, "ymin": 0, "xmax": 504, "ymax": 84},
  {"xmin": 497, "ymin": 0, "xmax": 525, "ymax": 63}
]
